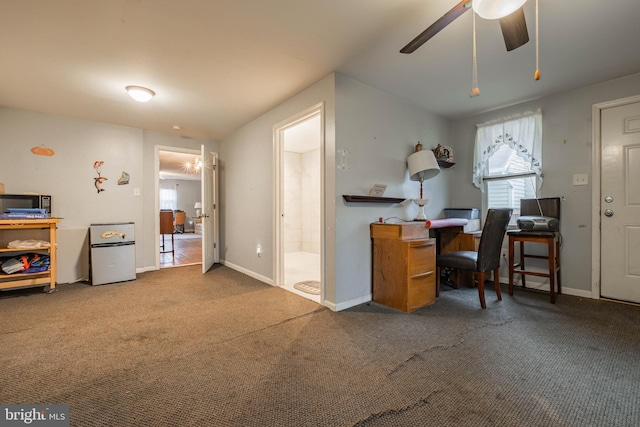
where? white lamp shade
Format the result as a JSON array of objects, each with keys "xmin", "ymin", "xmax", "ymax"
[
  {"xmin": 194, "ymin": 202, "xmax": 202, "ymax": 209},
  {"xmin": 126, "ymin": 85, "xmax": 155, "ymax": 102},
  {"xmin": 472, "ymin": 0, "xmax": 527, "ymax": 19},
  {"xmin": 407, "ymin": 149, "xmax": 440, "ymax": 182}
]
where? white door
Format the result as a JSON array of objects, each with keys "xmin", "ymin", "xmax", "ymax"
[
  {"xmin": 201, "ymin": 146, "xmax": 216, "ymax": 273},
  {"xmin": 600, "ymin": 100, "xmax": 640, "ymax": 303}
]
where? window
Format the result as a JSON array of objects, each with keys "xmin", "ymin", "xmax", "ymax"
[
  {"xmin": 159, "ymin": 185, "xmax": 177, "ymax": 211},
  {"xmin": 473, "ymin": 110, "xmax": 542, "ymax": 224}
]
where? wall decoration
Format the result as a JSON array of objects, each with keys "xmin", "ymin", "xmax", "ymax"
[
  {"xmin": 93, "ymin": 161, "xmax": 107, "ymax": 193},
  {"xmin": 31, "ymin": 145, "xmax": 55, "ymax": 156},
  {"xmin": 432, "ymin": 144, "xmax": 454, "ymax": 162},
  {"xmin": 117, "ymin": 171, "xmax": 130, "ymax": 185}
]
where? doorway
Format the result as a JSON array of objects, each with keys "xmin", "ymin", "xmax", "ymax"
[
  {"xmin": 592, "ymin": 95, "xmax": 640, "ymax": 303},
  {"xmin": 274, "ymin": 104, "xmax": 324, "ymax": 304},
  {"xmin": 157, "ymin": 147, "xmax": 203, "ymax": 268}
]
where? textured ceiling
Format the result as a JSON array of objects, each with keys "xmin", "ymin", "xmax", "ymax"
[{"xmin": 1, "ymin": 0, "xmax": 639, "ymax": 142}]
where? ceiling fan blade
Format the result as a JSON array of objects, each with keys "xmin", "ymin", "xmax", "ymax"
[
  {"xmin": 400, "ymin": 0, "xmax": 473, "ymax": 54},
  {"xmin": 499, "ymin": 6, "xmax": 529, "ymax": 51}
]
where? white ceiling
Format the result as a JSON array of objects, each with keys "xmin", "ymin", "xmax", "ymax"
[
  {"xmin": 159, "ymin": 150, "xmax": 202, "ymax": 181},
  {"xmin": 1, "ymin": 0, "xmax": 639, "ymax": 143},
  {"xmin": 284, "ymin": 115, "xmax": 321, "ymax": 154}
]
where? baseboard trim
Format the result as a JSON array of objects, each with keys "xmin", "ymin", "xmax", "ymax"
[
  {"xmin": 499, "ymin": 276, "xmax": 593, "ymax": 299},
  {"xmin": 329, "ymin": 294, "xmax": 372, "ymax": 312},
  {"xmin": 220, "ymin": 260, "xmax": 274, "ymax": 286},
  {"xmin": 220, "ymin": 259, "xmax": 373, "ymax": 312}
]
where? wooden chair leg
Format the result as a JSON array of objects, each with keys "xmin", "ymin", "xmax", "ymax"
[
  {"xmin": 436, "ymin": 266, "xmax": 440, "ymax": 297},
  {"xmin": 477, "ymin": 271, "xmax": 486, "ymax": 309},
  {"xmin": 556, "ymin": 237, "xmax": 562, "ymax": 295},
  {"xmin": 508, "ymin": 235, "xmax": 515, "ymax": 296},
  {"xmin": 547, "ymin": 237, "xmax": 555, "ymax": 303},
  {"xmin": 519, "ymin": 241, "xmax": 527, "ymax": 288},
  {"xmin": 493, "ymin": 268, "xmax": 502, "ymax": 300}
]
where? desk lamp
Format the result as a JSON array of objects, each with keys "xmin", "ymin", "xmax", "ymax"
[{"xmin": 407, "ymin": 142, "xmax": 440, "ymax": 220}]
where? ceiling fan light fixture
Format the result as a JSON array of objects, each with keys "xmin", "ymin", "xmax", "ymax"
[
  {"xmin": 125, "ymin": 85, "xmax": 155, "ymax": 102},
  {"xmin": 472, "ymin": 0, "xmax": 527, "ymax": 20}
]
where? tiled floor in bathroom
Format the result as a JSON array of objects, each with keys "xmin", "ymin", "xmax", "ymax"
[{"xmin": 282, "ymin": 251, "xmax": 321, "ymax": 303}]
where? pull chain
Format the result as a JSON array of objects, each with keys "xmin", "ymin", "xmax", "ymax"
[
  {"xmin": 470, "ymin": 11, "xmax": 480, "ymax": 97},
  {"xmin": 534, "ymin": 0, "xmax": 540, "ymax": 80}
]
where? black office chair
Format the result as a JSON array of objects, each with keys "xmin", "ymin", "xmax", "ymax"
[{"xmin": 436, "ymin": 208, "xmax": 513, "ymax": 309}]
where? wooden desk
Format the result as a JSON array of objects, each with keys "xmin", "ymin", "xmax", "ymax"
[
  {"xmin": 370, "ymin": 220, "xmax": 473, "ymax": 312},
  {"xmin": 371, "ymin": 222, "xmax": 436, "ymax": 312}
]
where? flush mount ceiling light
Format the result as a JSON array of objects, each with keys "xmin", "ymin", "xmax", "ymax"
[{"xmin": 125, "ymin": 85, "xmax": 155, "ymax": 103}]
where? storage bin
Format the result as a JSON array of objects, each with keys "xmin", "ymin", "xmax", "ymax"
[{"xmin": 443, "ymin": 208, "xmax": 480, "ymax": 219}]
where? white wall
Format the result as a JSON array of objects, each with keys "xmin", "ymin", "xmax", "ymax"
[
  {"xmin": 301, "ymin": 148, "xmax": 321, "ymax": 254},
  {"xmin": 283, "ymin": 148, "xmax": 320, "ymax": 255},
  {"xmin": 219, "ymin": 73, "xmax": 452, "ymax": 311},
  {"xmin": 450, "ymin": 72, "xmax": 640, "ymax": 296},
  {"xmin": 219, "ymin": 74, "xmax": 336, "ymax": 298},
  {"xmin": 283, "ymin": 151, "xmax": 302, "ymax": 253},
  {"xmin": 0, "ymin": 108, "xmax": 218, "ymax": 283},
  {"xmin": 333, "ymin": 74, "xmax": 452, "ymax": 309},
  {"xmin": 0, "ymin": 108, "xmax": 144, "ymax": 283}
]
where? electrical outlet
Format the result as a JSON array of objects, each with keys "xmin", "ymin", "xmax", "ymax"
[{"xmin": 573, "ymin": 173, "xmax": 588, "ymax": 186}]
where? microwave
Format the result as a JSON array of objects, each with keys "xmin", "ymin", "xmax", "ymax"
[{"xmin": 0, "ymin": 194, "xmax": 52, "ymax": 214}]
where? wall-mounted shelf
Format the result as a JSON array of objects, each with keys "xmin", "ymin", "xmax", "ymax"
[
  {"xmin": 437, "ymin": 160, "xmax": 455, "ymax": 168},
  {"xmin": 342, "ymin": 195, "xmax": 405, "ymax": 204}
]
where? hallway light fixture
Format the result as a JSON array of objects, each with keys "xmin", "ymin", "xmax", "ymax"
[
  {"xmin": 125, "ymin": 85, "xmax": 155, "ymax": 102},
  {"xmin": 185, "ymin": 157, "xmax": 202, "ymax": 173},
  {"xmin": 407, "ymin": 142, "xmax": 440, "ymax": 221}
]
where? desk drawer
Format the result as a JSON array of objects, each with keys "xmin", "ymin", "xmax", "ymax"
[
  {"xmin": 408, "ymin": 239, "xmax": 435, "ymax": 277},
  {"xmin": 407, "ymin": 273, "xmax": 436, "ymax": 311}
]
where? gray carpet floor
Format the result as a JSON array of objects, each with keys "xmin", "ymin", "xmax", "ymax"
[{"xmin": 1, "ymin": 264, "xmax": 639, "ymax": 426}]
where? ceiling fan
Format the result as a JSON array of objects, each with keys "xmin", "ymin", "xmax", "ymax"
[{"xmin": 400, "ymin": 0, "xmax": 530, "ymax": 54}]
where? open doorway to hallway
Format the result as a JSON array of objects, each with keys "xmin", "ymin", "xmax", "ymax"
[{"xmin": 158, "ymin": 149, "xmax": 202, "ymax": 268}]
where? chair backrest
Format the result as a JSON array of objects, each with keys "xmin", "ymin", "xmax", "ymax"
[
  {"xmin": 520, "ymin": 197, "xmax": 560, "ymax": 219},
  {"xmin": 174, "ymin": 211, "xmax": 186, "ymax": 226},
  {"xmin": 477, "ymin": 208, "xmax": 513, "ymax": 272},
  {"xmin": 160, "ymin": 210, "xmax": 174, "ymax": 234}
]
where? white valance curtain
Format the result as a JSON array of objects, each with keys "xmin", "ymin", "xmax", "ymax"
[{"xmin": 472, "ymin": 109, "xmax": 543, "ymax": 190}]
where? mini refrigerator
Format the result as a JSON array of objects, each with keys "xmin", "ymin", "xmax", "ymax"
[{"xmin": 89, "ymin": 222, "xmax": 136, "ymax": 286}]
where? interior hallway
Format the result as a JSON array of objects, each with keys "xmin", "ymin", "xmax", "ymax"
[{"xmin": 160, "ymin": 233, "xmax": 202, "ymax": 268}]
